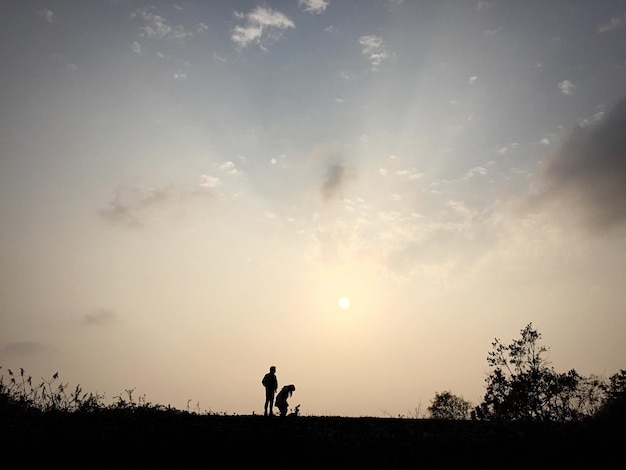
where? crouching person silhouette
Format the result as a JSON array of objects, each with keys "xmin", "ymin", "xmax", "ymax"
[{"xmin": 275, "ymin": 384, "xmax": 296, "ymax": 417}]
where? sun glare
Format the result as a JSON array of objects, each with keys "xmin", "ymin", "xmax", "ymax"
[{"xmin": 339, "ymin": 296, "xmax": 351, "ymax": 309}]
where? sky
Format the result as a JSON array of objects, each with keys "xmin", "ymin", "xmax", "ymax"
[{"xmin": 1, "ymin": 0, "xmax": 625, "ymax": 418}]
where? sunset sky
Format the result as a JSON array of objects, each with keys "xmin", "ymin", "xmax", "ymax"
[{"xmin": 1, "ymin": 0, "xmax": 625, "ymax": 417}]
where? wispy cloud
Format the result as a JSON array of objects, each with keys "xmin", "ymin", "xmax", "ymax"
[
  {"xmin": 483, "ymin": 27, "xmax": 502, "ymax": 36},
  {"xmin": 299, "ymin": 0, "xmax": 330, "ymax": 14},
  {"xmin": 231, "ymin": 7, "xmax": 294, "ymax": 49},
  {"xmin": 395, "ymin": 168, "xmax": 423, "ymax": 180},
  {"xmin": 598, "ymin": 15, "xmax": 626, "ymax": 34},
  {"xmin": 200, "ymin": 174, "xmax": 222, "ymax": 188},
  {"xmin": 496, "ymin": 143, "xmax": 520, "ymax": 155},
  {"xmin": 35, "ymin": 9, "xmax": 54, "ymax": 23},
  {"xmin": 475, "ymin": 1, "xmax": 489, "ymax": 11},
  {"xmin": 101, "ymin": 186, "xmax": 176, "ymax": 227},
  {"xmin": 382, "ymin": 0, "xmax": 405, "ymax": 8},
  {"xmin": 83, "ymin": 308, "xmax": 117, "ymax": 325},
  {"xmin": 132, "ymin": 7, "xmax": 192, "ymax": 40},
  {"xmin": 558, "ymin": 80, "xmax": 576, "ymax": 95},
  {"xmin": 465, "ymin": 166, "xmax": 487, "ymax": 179},
  {"xmin": 3, "ymin": 341, "xmax": 51, "ymax": 356},
  {"xmin": 100, "ymin": 183, "xmax": 216, "ymax": 228},
  {"xmin": 101, "ymin": 161, "xmax": 243, "ymax": 227},
  {"xmin": 579, "ymin": 110, "xmax": 606, "ymax": 128},
  {"xmin": 359, "ymin": 35, "xmax": 392, "ymax": 71},
  {"xmin": 219, "ymin": 161, "xmax": 242, "ymax": 176}
]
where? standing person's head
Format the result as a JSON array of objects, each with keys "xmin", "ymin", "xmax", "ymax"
[{"xmin": 270, "ymin": 366, "xmax": 276, "ymax": 373}]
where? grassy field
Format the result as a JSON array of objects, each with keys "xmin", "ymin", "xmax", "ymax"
[{"xmin": 2, "ymin": 405, "xmax": 623, "ymax": 468}]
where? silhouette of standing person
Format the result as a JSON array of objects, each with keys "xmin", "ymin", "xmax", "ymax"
[
  {"xmin": 275, "ymin": 384, "xmax": 296, "ymax": 417},
  {"xmin": 262, "ymin": 366, "xmax": 278, "ymax": 416}
]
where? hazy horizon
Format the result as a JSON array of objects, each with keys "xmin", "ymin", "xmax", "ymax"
[{"xmin": 1, "ymin": 0, "xmax": 625, "ymax": 417}]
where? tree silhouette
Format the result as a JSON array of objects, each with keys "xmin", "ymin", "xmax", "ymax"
[
  {"xmin": 428, "ymin": 391, "xmax": 472, "ymax": 420},
  {"xmin": 475, "ymin": 323, "xmax": 603, "ymax": 421},
  {"xmin": 597, "ymin": 369, "xmax": 626, "ymax": 421}
]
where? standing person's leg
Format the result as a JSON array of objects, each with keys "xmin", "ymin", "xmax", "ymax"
[{"xmin": 265, "ymin": 389, "xmax": 274, "ymax": 416}]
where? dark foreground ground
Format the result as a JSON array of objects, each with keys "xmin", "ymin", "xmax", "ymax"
[{"xmin": 3, "ymin": 407, "xmax": 623, "ymax": 469}]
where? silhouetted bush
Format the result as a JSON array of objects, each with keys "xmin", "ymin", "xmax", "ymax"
[{"xmin": 427, "ymin": 390, "xmax": 472, "ymax": 420}]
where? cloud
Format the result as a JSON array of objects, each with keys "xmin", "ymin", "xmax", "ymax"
[
  {"xmin": 598, "ymin": 15, "xmax": 626, "ymax": 34},
  {"xmin": 100, "ymin": 186, "xmax": 172, "ymax": 227},
  {"xmin": 322, "ymin": 163, "xmax": 356, "ymax": 202},
  {"xmin": 100, "ymin": 182, "xmax": 216, "ymax": 227},
  {"xmin": 496, "ymin": 143, "xmax": 520, "ymax": 155},
  {"xmin": 200, "ymin": 174, "xmax": 222, "ymax": 188},
  {"xmin": 299, "ymin": 0, "xmax": 329, "ymax": 14},
  {"xmin": 83, "ymin": 309, "xmax": 117, "ymax": 325},
  {"xmin": 475, "ymin": 1, "xmax": 489, "ymax": 11},
  {"xmin": 220, "ymin": 161, "xmax": 242, "ymax": 176},
  {"xmin": 35, "ymin": 9, "xmax": 54, "ymax": 23},
  {"xmin": 483, "ymin": 27, "xmax": 501, "ymax": 36},
  {"xmin": 231, "ymin": 7, "xmax": 294, "ymax": 49},
  {"xmin": 558, "ymin": 80, "xmax": 576, "ymax": 95},
  {"xmin": 3, "ymin": 341, "xmax": 50, "ymax": 356},
  {"xmin": 100, "ymin": 163, "xmax": 244, "ymax": 227},
  {"xmin": 395, "ymin": 168, "xmax": 423, "ymax": 180},
  {"xmin": 132, "ymin": 7, "xmax": 192, "ymax": 40},
  {"xmin": 533, "ymin": 96, "xmax": 626, "ymax": 232},
  {"xmin": 382, "ymin": 0, "xmax": 405, "ymax": 8},
  {"xmin": 359, "ymin": 35, "xmax": 392, "ymax": 71},
  {"xmin": 465, "ymin": 166, "xmax": 487, "ymax": 179},
  {"xmin": 580, "ymin": 110, "xmax": 606, "ymax": 128}
]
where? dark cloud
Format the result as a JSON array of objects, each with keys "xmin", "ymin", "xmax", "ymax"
[
  {"xmin": 83, "ymin": 308, "xmax": 117, "ymax": 325},
  {"xmin": 3, "ymin": 341, "xmax": 50, "ymax": 356},
  {"xmin": 322, "ymin": 163, "xmax": 356, "ymax": 202},
  {"xmin": 535, "ymin": 96, "xmax": 626, "ymax": 232},
  {"xmin": 100, "ymin": 184, "xmax": 215, "ymax": 227},
  {"xmin": 100, "ymin": 186, "xmax": 172, "ymax": 227}
]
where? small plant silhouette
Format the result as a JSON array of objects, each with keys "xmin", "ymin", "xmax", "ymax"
[
  {"xmin": 0, "ymin": 366, "xmax": 177, "ymax": 414},
  {"xmin": 0, "ymin": 366, "xmax": 105, "ymax": 412}
]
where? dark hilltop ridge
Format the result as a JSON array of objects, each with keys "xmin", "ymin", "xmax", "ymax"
[
  {"xmin": 3, "ymin": 322, "xmax": 625, "ymax": 468},
  {"xmin": 2, "ymin": 403, "xmax": 623, "ymax": 469}
]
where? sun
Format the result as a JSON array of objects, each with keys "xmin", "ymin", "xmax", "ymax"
[{"xmin": 338, "ymin": 296, "xmax": 351, "ymax": 309}]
